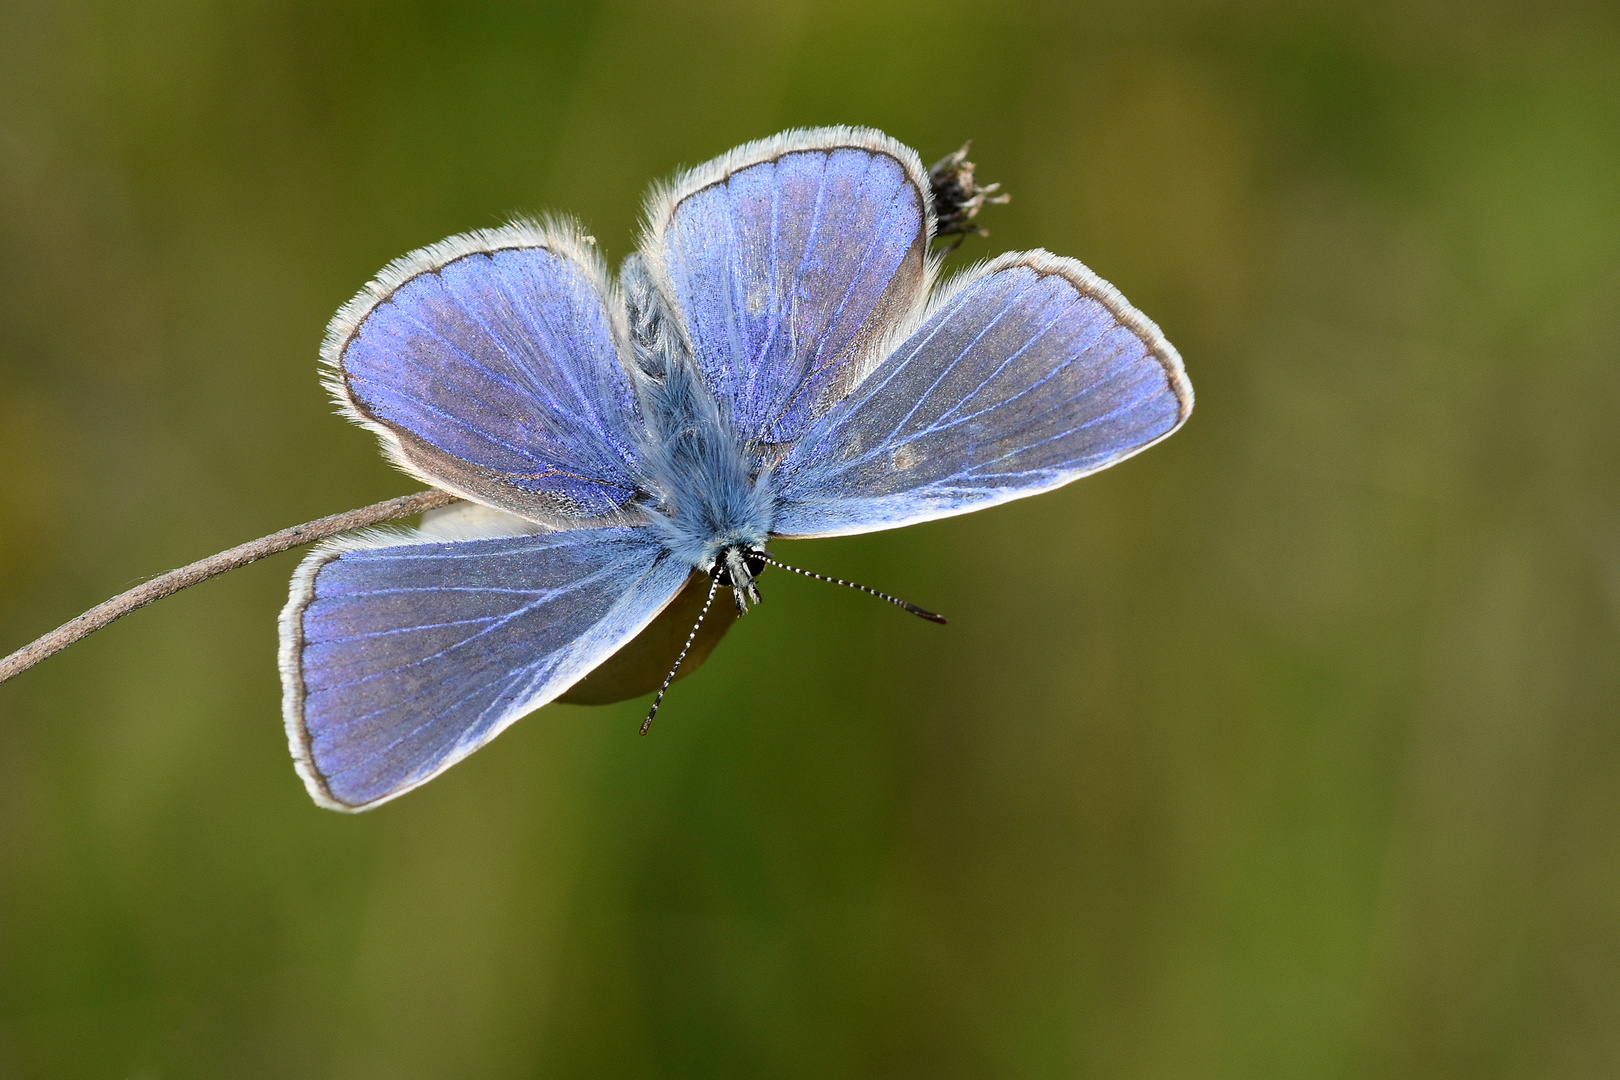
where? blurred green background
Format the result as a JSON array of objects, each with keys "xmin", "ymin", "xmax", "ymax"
[{"xmin": 2, "ymin": 0, "xmax": 1618, "ymax": 1076}]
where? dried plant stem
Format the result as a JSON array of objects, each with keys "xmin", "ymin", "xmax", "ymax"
[{"xmin": 0, "ymin": 488, "xmax": 459, "ymax": 686}]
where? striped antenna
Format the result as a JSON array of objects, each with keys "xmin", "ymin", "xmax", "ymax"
[
  {"xmin": 759, "ymin": 555, "xmax": 947, "ymax": 624},
  {"xmin": 640, "ymin": 574, "xmax": 721, "ymax": 735}
]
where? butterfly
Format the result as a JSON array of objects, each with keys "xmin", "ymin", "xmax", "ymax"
[{"xmin": 279, "ymin": 127, "xmax": 1193, "ymax": 811}]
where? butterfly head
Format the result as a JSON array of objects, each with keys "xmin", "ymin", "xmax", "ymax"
[{"xmin": 709, "ymin": 545, "xmax": 769, "ymax": 614}]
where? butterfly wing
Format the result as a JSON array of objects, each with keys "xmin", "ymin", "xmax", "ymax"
[
  {"xmin": 326, "ymin": 220, "xmax": 645, "ymax": 526},
  {"xmin": 279, "ymin": 526, "xmax": 686, "ymax": 811},
  {"xmin": 639, "ymin": 127, "xmax": 933, "ymax": 449},
  {"xmin": 771, "ymin": 251, "xmax": 1193, "ymax": 538}
]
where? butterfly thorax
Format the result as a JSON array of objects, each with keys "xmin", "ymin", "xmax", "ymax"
[{"xmin": 637, "ymin": 372, "xmax": 773, "ymax": 577}]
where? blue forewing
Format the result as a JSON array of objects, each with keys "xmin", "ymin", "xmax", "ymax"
[
  {"xmin": 326, "ymin": 221, "xmax": 646, "ymax": 526},
  {"xmin": 771, "ymin": 250, "xmax": 1191, "ymax": 537},
  {"xmin": 640, "ymin": 129, "xmax": 933, "ymax": 452}
]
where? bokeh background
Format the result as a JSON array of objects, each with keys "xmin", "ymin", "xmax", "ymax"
[{"xmin": 2, "ymin": 1, "xmax": 1618, "ymax": 1077}]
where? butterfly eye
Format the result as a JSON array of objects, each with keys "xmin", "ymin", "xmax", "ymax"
[
  {"xmin": 709, "ymin": 557, "xmax": 737, "ymax": 587},
  {"xmin": 709, "ymin": 547, "xmax": 768, "ymax": 587}
]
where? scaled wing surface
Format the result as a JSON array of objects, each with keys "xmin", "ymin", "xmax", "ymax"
[
  {"xmin": 280, "ymin": 527, "xmax": 686, "ymax": 811},
  {"xmin": 326, "ymin": 220, "xmax": 646, "ymax": 525},
  {"xmin": 641, "ymin": 127, "xmax": 933, "ymax": 449},
  {"xmin": 770, "ymin": 251, "xmax": 1193, "ymax": 538}
]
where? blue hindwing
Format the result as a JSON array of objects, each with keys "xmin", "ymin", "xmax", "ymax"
[{"xmin": 280, "ymin": 526, "xmax": 686, "ymax": 810}]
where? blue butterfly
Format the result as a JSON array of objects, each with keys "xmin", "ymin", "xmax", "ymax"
[{"xmin": 279, "ymin": 127, "xmax": 1193, "ymax": 811}]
